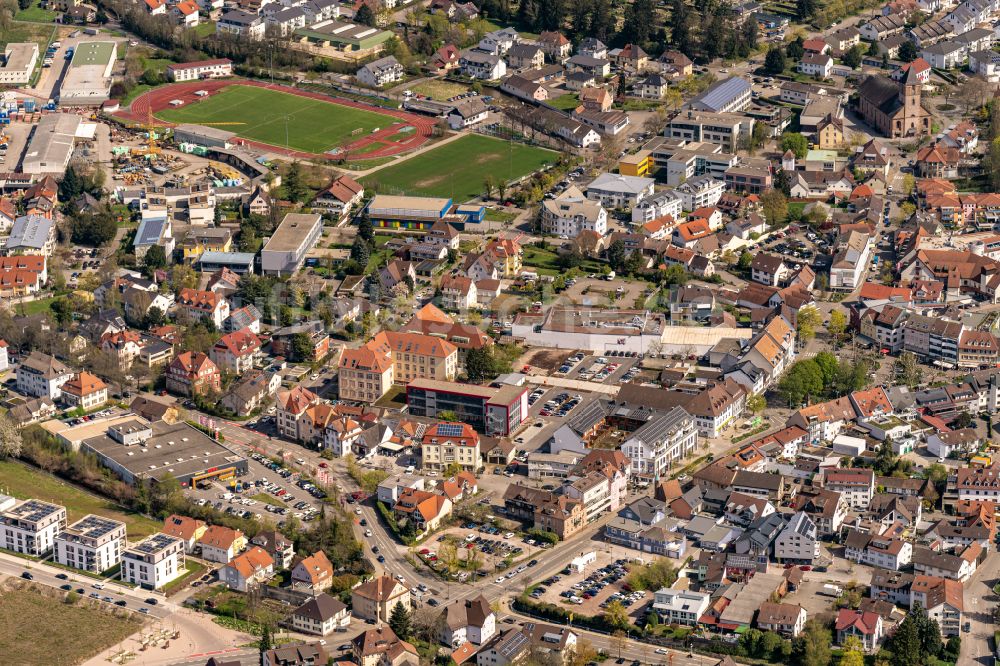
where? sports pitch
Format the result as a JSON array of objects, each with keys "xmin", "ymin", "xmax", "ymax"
[
  {"xmin": 362, "ymin": 135, "xmax": 558, "ymax": 202},
  {"xmin": 156, "ymin": 85, "xmax": 397, "ymax": 154}
]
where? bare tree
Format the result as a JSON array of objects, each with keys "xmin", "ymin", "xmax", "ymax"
[{"xmin": 0, "ymin": 412, "xmax": 22, "ymax": 459}]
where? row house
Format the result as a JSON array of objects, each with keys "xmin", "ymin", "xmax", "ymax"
[
  {"xmin": 844, "ymin": 527, "xmax": 913, "ymax": 570},
  {"xmin": 911, "ymin": 544, "xmax": 980, "ymax": 582}
]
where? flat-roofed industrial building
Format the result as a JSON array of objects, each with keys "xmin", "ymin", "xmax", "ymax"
[
  {"xmin": 260, "ymin": 213, "xmax": 322, "ymax": 275},
  {"xmin": 0, "ymin": 43, "xmax": 38, "ymax": 85},
  {"xmin": 58, "ymin": 40, "xmax": 117, "ymax": 106}
]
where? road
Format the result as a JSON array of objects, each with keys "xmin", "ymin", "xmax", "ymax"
[
  {"xmin": 0, "ymin": 550, "xmax": 173, "ymax": 620},
  {"xmin": 962, "ymin": 551, "xmax": 998, "ymax": 664}
]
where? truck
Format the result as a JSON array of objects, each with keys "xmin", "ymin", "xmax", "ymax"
[
  {"xmin": 605, "ymin": 271, "xmax": 616, "ymax": 281},
  {"xmin": 820, "ymin": 584, "xmax": 842, "ymax": 597}
]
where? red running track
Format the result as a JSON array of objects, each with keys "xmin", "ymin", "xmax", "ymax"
[{"xmin": 117, "ymin": 79, "xmax": 435, "ymax": 160}]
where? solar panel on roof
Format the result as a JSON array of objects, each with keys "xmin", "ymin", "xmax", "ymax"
[{"xmin": 436, "ymin": 424, "xmax": 465, "ymax": 437}]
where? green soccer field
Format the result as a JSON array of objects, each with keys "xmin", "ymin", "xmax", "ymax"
[
  {"xmin": 362, "ymin": 135, "xmax": 558, "ymax": 202},
  {"xmin": 156, "ymin": 85, "xmax": 399, "ymax": 154}
]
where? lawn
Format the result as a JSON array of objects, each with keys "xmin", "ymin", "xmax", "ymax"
[
  {"xmin": 141, "ymin": 57, "xmax": 175, "ymax": 75},
  {"xmin": 0, "ymin": 21, "xmax": 54, "ymax": 57},
  {"xmin": 548, "ymin": 93, "xmax": 580, "ymax": 111},
  {"xmin": 0, "ymin": 583, "xmax": 144, "ymax": 666},
  {"xmin": 157, "ymin": 84, "xmax": 400, "ymax": 154},
  {"xmin": 362, "ymin": 135, "xmax": 557, "ymax": 202},
  {"xmin": 162, "ymin": 559, "xmax": 207, "ymax": 596},
  {"xmin": 0, "ymin": 460, "xmax": 161, "ymax": 540},
  {"xmin": 522, "ymin": 245, "xmax": 604, "ymax": 276},
  {"xmin": 14, "ymin": 0, "xmax": 57, "ymax": 22},
  {"xmin": 16, "ymin": 295, "xmax": 57, "ymax": 317},
  {"xmin": 122, "ymin": 82, "xmax": 155, "ymax": 107},
  {"xmin": 193, "ymin": 20, "xmax": 216, "ymax": 37},
  {"xmin": 251, "ymin": 493, "xmax": 286, "ymax": 507},
  {"xmin": 409, "ymin": 79, "xmax": 470, "ymax": 101}
]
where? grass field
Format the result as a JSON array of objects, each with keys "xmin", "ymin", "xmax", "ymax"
[
  {"xmin": 409, "ymin": 79, "xmax": 469, "ymax": 101},
  {"xmin": 0, "ymin": 582, "xmax": 144, "ymax": 666},
  {"xmin": 549, "ymin": 93, "xmax": 580, "ymax": 111},
  {"xmin": 14, "ymin": 0, "xmax": 57, "ymax": 22},
  {"xmin": 0, "ymin": 460, "xmax": 161, "ymax": 540},
  {"xmin": 0, "ymin": 21, "xmax": 54, "ymax": 54},
  {"xmin": 157, "ymin": 85, "xmax": 400, "ymax": 154},
  {"xmin": 363, "ymin": 135, "xmax": 557, "ymax": 202},
  {"xmin": 521, "ymin": 245, "xmax": 604, "ymax": 276}
]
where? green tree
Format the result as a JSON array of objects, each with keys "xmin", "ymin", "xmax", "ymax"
[
  {"xmin": 796, "ymin": 0, "xmax": 816, "ymax": 20},
  {"xmin": 898, "ymin": 40, "xmax": 918, "ymax": 62},
  {"xmin": 786, "ymin": 36, "xmax": 805, "ymax": 60},
  {"xmin": 764, "ymin": 45, "xmax": 787, "ymax": 74},
  {"xmin": 259, "ymin": 624, "xmax": 272, "ymax": 666},
  {"xmin": 350, "ymin": 237, "xmax": 371, "ymax": 268},
  {"xmin": 893, "ymin": 351, "xmax": 923, "ymax": 388},
  {"xmin": 607, "ymin": 239, "xmax": 628, "ymax": 272},
  {"xmin": 747, "ymin": 393, "xmax": 766, "ymax": 415},
  {"xmin": 780, "ymin": 132, "xmax": 810, "ymax": 158},
  {"xmin": 839, "ymin": 636, "xmax": 865, "ymax": 666},
  {"xmin": 738, "ymin": 250, "xmax": 753, "ymax": 270},
  {"xmin": 796, "ymin": 306, "xmax": 822, "ymax": 342},
  {"xmin": 389, "ymin": 600, "xmax": 412, "ymax": 639},
  {"xmin": 355, "ymin": 2, "xmax": 375, "ymax": 25},
  {"xmin": 291, "ymin": 332, "xmax": 316, "ymax": 362},
  {"xmin": 602, "ymin": 600, "xmax": 630, "ymax": 630},
  {"xmin": 358, "ymin": 211, "xmax": 375, "ymax": 246},
  {"xmin": 285, "ymin": 161, "xmax": 308, "ymax": 202},
  {"xmin": 760, "ymin": 189, "xmax": 789, "ymax": 226},
  {"xmin": 465, "ymin": 346, "xmax": 495, "ymax": 382},
  {"xmin": 888, "ymin": 612, "xmax": 921, "ymax": 666},
  {"xmin": 827, "ymin": 310, "xmax": 847, "ymax": 339},
  {"xmin": 842, "ymin": 44, "xmax": 865, "ymax": 69},
  {"xmin": 49, "ymin": 298, "xmax": 74, "ymax": 326},
  {"xmin": 790, "ymin": 619, "xmax": 831, "ymax": 666},
  {"xmin": 143, "ymin": 244, "xmax": 168, "ymax": 275},
  {"xmin": 60, "ymin": 165, "xmax": 83, "ymax": 202}
]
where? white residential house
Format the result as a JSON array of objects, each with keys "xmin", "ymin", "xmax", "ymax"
[
  {"xmin": 585, "ymin": 173, "xmax": 655, "ymax": 208},
  {"xmin": 16, "ymin": 351, "xmax": 72, "ymax": 399},
  {"xmin": 460, "ymin": 51, "xmax": 507, "ymax": 79},
  {"xmin": 541, "ymin": 186, "xmax": 608, "ymax": 238},
  {"xmin": 632, "ymin": 190, "xmax": 683, "ymax": 224},
  {"xmin": 773, "ymin": 512, "xmax": 820, "ymax": 563},
  {"xmin": 0, "ymin": 499, "xmax": 67, "ymax": 556},
  {"xmin": 54, "ymin": 514, "xmax": 127, "ymax": 574},
  {"xmin": 439, "ymin": 595, "xmax": 496, "ymax": 647},
  {"xmin": 357, "ymin": 56, "xmax": 404, "ymax": 87},
  {"xmin": 120, "ymin": 533, "xmax": 186, "ymax": 590},
  {"xmin": 651, "ymin": 589, "xmax": 711, "ymax": 625},
  {"xmin": 798, "ymin": 52, "xmax": 834, "ymax": 78},
  {"xmin": 219, "ymin": 546, "xmax": 275, "ymax": 592}
]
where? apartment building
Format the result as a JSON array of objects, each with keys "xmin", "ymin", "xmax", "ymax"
[
  {"xmin": 198, "ymin": 525, "xmax": 246, "ymax": 564},
  {"xmin": 666, "ymin": 111, "xmax": 753, "ymax": 152},
  {"xmin": 541, "ymin": 187, "xmax": 608, "ymax": 237},
  {"xmin": 620, "ymin": 406, "xmax": 698, "ymax": 479},
  {"xmin": 165, "ymin": 351, "xmax": 221, "ymax": 397},
  {"xmin": 210, "ymin": 327, "xmax": 262, "ymax": 374},
  {"xmin": 219, "ymin": 546, "xmax": 274, "ymax": 592},
  {"xmin": 120, "ymin": 533, "xmax": 186, "ymax": 589},
  {"xmin": 16, "ymin": 351, "xmax": 72, "ymax": 399},
  {"xmin": 773, "ymin": 512, "xmax": 819, "ymax": 563},
  {"xmin": 54, "ymin": 514, "xmax": 126, "ymax": 573},
  {"xmin": 60, "ymin": 371, "xmax": 109, "ymax": 411},
  {"xmin": 420, "ymin": 422, "xmax": 483, "ymax": 472},
  {"xmin": 651, "ymin": 589, "xmax": 711, "ymax": 625},
  {"xmin": 276, "ymin": 386, "xmax": 321, "ymax": 441},
  {"xmin": 911, "ymin": 575, "xmax": 964, "ymax": 637},
  {"xmin": 504, "ymin": 485, "xmax": 586, "ymax": 540},
  {"xmin": 339, "ymin": 331, "xmax": 457, "ymax": 403},
  {"xmin": 822, "ymin": 468, "xmax": 875, "ymax": 509},
  {"xmin": 902, "ymin": 314, "xmax": 963, "ymax": 367},
  {"xmin": 0, "ymin": 499, "xmax": 67, "ymax": 556},
  {"xmin": 290, "ymin": 594, "xmax": 351, "ymax": 636}
]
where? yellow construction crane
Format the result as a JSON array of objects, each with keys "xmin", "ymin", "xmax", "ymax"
[{"xmin": 133, "ymin": 107, "xmax": 160, "ymax": 157}]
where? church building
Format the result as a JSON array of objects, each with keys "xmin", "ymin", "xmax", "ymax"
[{"xmin": 855, "ymin": 68, "xmax": 931, "ymax": 139}]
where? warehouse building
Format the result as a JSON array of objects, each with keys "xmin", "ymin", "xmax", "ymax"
[
  {"xmin": 366, "ymin": 194, "xmax": 484, "ymax": 231},
  {"xmin": 406, "ymin": 378, "xmax": 528, "ymax": 437},
  {"xmin": 174, "ymin": 124, "xmax": 236, "ymax": 149},
  {"xmin": 80, "ymin": 417, "xmax": 248, "ymax": 488},
  {"xmin": 20, "ymin": 113, "xmax": 85, "ymax": 176},
  {"xmin": 0, "ymin": 43, "xmax": 38, "ymax": 85},
  {"xmin": 293, "ymin": 19, "xmax": 393, "ymax": 53},
  {"xmin": 57, "ymin": 41, "xmax": 117, "ymax": 106},
  {"xmin": 260, "ymin": 212, "xmax": 322, "ymax": 275}
]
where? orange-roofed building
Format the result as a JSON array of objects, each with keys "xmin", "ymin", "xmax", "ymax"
[
  {"xmin": 166, "ymin": 351, "xmax": 220, "ymax": 397},
  {"xmin": 394, "ymin": 487, "xmax": 452, "ymax": 533},
  {"xmin": 292, "ymin": 550, "xmax": 334, "ymax": 592},
  {"xmin": 198, "ymin": 525, "xmax": 246, "ymax": 563},
  {"xmin": 178, "ymin": 288, "xmax": 230, "ymax": 328},
  {"xmin": 276, "ymin": 385, "xmax": 321, "ymax": 441},
  {"xmin": 220, "ymin": 546, "xmax": 274, "ymax": 592},
  {"xmin": 162, "ymin": 515, "xmax": 207, "ymax": 552},
  {"xmin": 210, "ymin": 327, "xmax": 262, "ymax": 374},
  {"xmin": 339, "ymin": 331, "xmax": 457, "ymax": 404},
  {"xmin": 313, "ymin": 175, "xmax": 365, "ymax": 220},
  {"xmin": 420, "ymin": 422, "xmax": 482, "ymax": 472},
  {"xmin": 61, "ymin": 371, "xmax": 108, "ymax": 411}
]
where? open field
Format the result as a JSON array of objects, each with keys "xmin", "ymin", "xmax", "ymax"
[
  {"xmin": 409, "ymin": 79, "xmax": 470, "ymax": 101},
  {"xmin": 0, "ymin": 460, "xmax": 161, "ymax": 540},
  {"xmin": 156, "ymin": 84, "xmax": 398, "ymax": 154},
  {"xmin": 14, "ymin": 0, "xmax": 57, "ymax": 22},
  {"xmin": 0, "ymin": 579, "xmax": 145, "ymax": 666},
  {"xmin": 363, "ymin": 135, "xmax": 557, "ymax": 202},
  {"xmin": 0, "ymin": 21, "xmax": 54, "ymax": 53}
]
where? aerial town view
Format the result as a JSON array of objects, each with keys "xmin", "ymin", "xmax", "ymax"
[{"xmin": 0, "ymin": 0, "xmax": 999, "ymax": 663}]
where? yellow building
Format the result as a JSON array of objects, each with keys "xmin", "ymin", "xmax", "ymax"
[
  {"xmin": 181, "ymin": 228, "xmax": 233, "ymax": 261},
  {"xmin": 338, "ymin": 330, "xmax": 458, "ymax": 403},
  {"xmin": 484, "ymin": 238, "xmax": 522, "ymax": 278},
  {"xmin": 816, "ymin": 114, "xmax": 845, "ymax": 150},
  {"xmin": 619, "ymin": 150, "xmax": 653, "ymax": 177}
]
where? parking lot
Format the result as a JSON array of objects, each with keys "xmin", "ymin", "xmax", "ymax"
[
  {"xmin": 417, "ymin": 520, "xmax": 549, "ymax": 581},
  {"xmin": 529, "ymin": 553, "xmax": 651, "ymax": 621},
  {"xmin": 559, "ymin": 278, "xmax": 650, "ymax": 308},
  {"xmin": 183, "ymin": 449, "xmax": 328, "ymax": 528}
]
